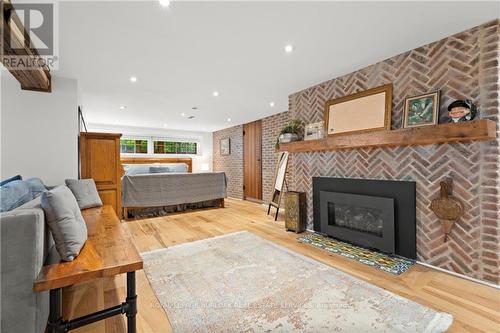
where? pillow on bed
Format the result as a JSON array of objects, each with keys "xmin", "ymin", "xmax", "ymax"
[
  {"xmin": 123, "ymin": 164, "xmax": 152, "ymax": 175},
  {"xmin": 160, "ymin": 163, "xmax": 188, "ymax": 173},
  {"xmin": 149, "ymin": 166, "xmax": 171, "ymax": 173}
]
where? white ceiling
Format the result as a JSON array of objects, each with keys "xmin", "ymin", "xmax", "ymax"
[{"xmin": 56, "ymin": 1, "xmax": 499, "ymax": 132}]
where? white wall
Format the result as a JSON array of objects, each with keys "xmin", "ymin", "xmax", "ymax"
[
  {"xmin": 1, "ymin": 73, "xmax": 79, "ymax": 185},
  {"xmin": 86, "ymin": 123, "xmax": 213, "ymax": 173}
]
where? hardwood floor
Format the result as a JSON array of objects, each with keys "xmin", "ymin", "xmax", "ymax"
[{"xmin": 64, "ymin": 199, "xmax": 500, "ymax": 333}]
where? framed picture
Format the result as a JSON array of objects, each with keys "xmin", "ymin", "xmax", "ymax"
[
  {"xmin": 324, "ymin": 84, "xmax": 393, "ymax": 136},
  {"xmin": 403, "ymin": 91, "xmax": 440, "ymax": 128},
  {"xmin": 220, "ymin": 138, "xmax": 231, "ymax": 155},
  {"xmin": 304, "ymin": 121, "xmax": 325, "ymax": 141}
]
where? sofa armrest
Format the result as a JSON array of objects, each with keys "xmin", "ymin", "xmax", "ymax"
[{"xmin": 1, "ymin": 208, "xmax": 49, "ymax": 333}]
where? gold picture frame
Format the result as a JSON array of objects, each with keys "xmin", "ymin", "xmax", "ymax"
[
  {"xmin": 324, "ymin": 84, "xmax": 393, "ymax": 136},
  {"xmin": 403, "ymin": 91, "xmax": 440, "ymax": 128}
]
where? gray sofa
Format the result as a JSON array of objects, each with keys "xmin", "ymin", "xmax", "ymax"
[{"xmin": 0, "ymin": 196, "xmax": 55, "ymax": 333}]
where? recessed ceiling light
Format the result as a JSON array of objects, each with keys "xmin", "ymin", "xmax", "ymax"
[
  {"xmin": 181, "ymin": 112, "xmax": 186, "ymax": 117},
  {"xmin": 269, "ymin": 102, "xmax": 275, "ymax": 107},
  {"xmin": 284, "ymin": 44, "xmax": 294, "ymax": 53},
  {"xmin": 227, "ymin": 118, "xmax": 231, "ymax": 122},
  {"xmin": 213, "ymin": 91, "xmax": 219, "ymax": 97},
  {"xmin": 159, "ymin": 0, "xmax": 170, "ymax": 7},
  {"xmin": 119, "ymin": 105, "xmax": 127, "ymax": 110},
  {"xmin": 163, "ymin": 123, "xmax": 168, "ymax": 127},
  {"xmin": 129, "ymin": 76, "xmax": 137, "ymax": 83}
]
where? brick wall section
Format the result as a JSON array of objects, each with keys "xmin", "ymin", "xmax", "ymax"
[
  {"xmin": 213, "ymin": 125, "xmax": 244, "ymax": 199},
  {"xmin": 261, "ymin": 112, "xmax": 293, "ymax": 202},
  {"xmin": 213, "ymin": 112, "xmax": 294, "ymax": 202},
  {"xmin": 288, "ymin": 20, "xmax": 499, "ymax": 283}
]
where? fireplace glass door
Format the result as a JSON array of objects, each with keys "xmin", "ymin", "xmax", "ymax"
[{"xmin": 320, "ymin": 191, "xmax": 395, "ymax": 253}]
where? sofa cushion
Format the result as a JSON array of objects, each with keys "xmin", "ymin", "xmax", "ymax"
[
  {"xmin": 65, "ymin": 179, "xmax": 103, "ymax": 210},
  {"xmin": 41, "ymin": 186, "xmax": 88, "ymax": 261},
  {"xmin": 0, "ymin": 175, "xmax": 22, "ymax": 186},
  {"xmin": 0, "ymin": 180, "xmax": 32, "ymax": 212}
]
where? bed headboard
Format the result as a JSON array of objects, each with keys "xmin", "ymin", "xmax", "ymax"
[{"xmin": 121, "ymin": 157, "xmax": 193, "ymax": 173}]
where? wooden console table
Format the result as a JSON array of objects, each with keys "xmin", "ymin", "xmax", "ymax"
[{"xmin": 34, "ymin": 206, "xmax": 143, "ymax": 333}]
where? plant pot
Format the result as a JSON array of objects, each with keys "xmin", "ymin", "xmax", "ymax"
[{"xmin": 279, "ymin": 133, "xmax": 299, "ymax": 143}]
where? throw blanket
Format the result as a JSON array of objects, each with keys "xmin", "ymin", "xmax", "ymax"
[{"xmin": 122, "ymin": 172, "xmax": 226, "ymax": 208}]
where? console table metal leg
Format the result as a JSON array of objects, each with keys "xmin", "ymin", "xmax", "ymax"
[
  {"xmin": 126, "ymin": 271, "xmax": 137, "ymax": 333},
  {"xmin": 48, "ymin": 288, "xmax": 63, "ymax": 333}
]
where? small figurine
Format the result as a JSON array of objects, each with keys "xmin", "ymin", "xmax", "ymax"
[{"xmin": 446, "ymin": 99, "xmax": 478, "ymax": 123}]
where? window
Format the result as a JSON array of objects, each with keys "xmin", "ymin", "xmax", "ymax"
[
  {"xmin": 120, "ymin": 139, "xmax": 148, "ymax": 154},
  {"xmin": 154, "ymin": 140, "xmax": 197, "ymax": 155}
]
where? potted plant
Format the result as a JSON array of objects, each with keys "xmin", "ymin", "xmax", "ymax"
[{"xmin": 276, "ymin": 119, "xmax": 303, "ymax": 148}]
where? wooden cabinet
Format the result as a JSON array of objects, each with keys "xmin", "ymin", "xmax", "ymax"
[{"xmin": 79, "ymin": 132, "xmax": 122, "ymax": 218}]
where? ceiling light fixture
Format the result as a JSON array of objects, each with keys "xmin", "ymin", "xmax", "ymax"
[
  {"xmin": 284, "ymin": 44, "xmax": 294, "ymax": 53},
  {"xmin": 269, "ymin": 102, "xmax": 275, "ymax": 107},
  {"xmin": 119, "ymin": 105, "xmax": 127, "ymax": 110},
  {"xmin": 129, "ymin": 76, "xmax": 137, "ymax": 83},
  {"xmin": 227, "ymin": 118, "xmax": 231, "ymax": 122},
  {"xmin": 181, "ymin": 112, "xmax": 186, "ymax": 117},
  {"xmin": 163, "ymin": 123, "xmax": 168, "ymax": 127},
  {"xmin": 159, "ymin": 0, "xmax": 170, "ymax": 7},
  {"xmin": 213, "ymin": 91, "xmax": 219, "ymax": 97}
]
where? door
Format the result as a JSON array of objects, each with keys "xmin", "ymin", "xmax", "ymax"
[{"xmin": 243, "ymin": 120, "xmax": 262, "ymax": 201}]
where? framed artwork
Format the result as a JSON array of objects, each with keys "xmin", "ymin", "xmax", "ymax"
[
  {"xmin": 220, "ymin": 138, "xmax": 231, "ymax": 155},
  {"xmin": 324, "ymin": 84, "xmax": 393, "ymax": 136},
  {"xmin": 304, "ymin": 121, "xmax": 325, "ymax": 141},
  {"xmin": 403, "ymin": 91, "xmax": 440, "ymax": 128}
]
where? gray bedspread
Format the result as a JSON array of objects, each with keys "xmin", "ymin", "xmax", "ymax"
[{"xmin": 122, "ymin": 172, "xmax": 227, "ymax": 208}]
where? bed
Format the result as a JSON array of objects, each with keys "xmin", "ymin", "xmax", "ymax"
[{"xmin": 121, "ymin": 157, "xmax": 226, "ymax": 219}]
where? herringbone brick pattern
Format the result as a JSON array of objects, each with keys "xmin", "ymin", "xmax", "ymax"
[
  {"xmin": 289, "ymin": 20, "xmax": 499, "ymax": 283},
  {"xmin": 262, "ymin": 112, "xmax": 293, "ymax": 201}
]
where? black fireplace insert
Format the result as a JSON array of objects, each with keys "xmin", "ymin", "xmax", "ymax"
[{"xmin": 313, "ymin": 177, "xmax": 416, "ymax": 259}]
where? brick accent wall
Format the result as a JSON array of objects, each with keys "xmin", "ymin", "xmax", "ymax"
[
  {"xmin": 213, "ymin": 113, "xmax": 293, "ymax": 202},
  {"xmin": 288, "ymin": 20, "xmax": 499, "ymax": 283},
  {"xmin": 213, "ymin": 125, "xmax": 244, "ymax": 199},
  {"xmin": 261, "ymin": 112, "xmax": 293, "ymax": 202}
]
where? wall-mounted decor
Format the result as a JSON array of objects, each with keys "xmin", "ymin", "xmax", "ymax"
[
  {"xmin": 220, "ymin": 138, "xmax": 231, "ymax": 155},
  {"xmin": 430, "ymin": 179, "xmax": 463, "ymax": 243},
  {"xmin": 304, "ymin": 121, "xmax": 325, "ymax": 141},
  {"xmin": 446, "ymin": 99, "xmax": 478, "ymax": 123},
  {"xmin": 324, "ymin": 84, "xmax": 392, "ymax": 136},
  {"xmin": 403, "ymin": 91, "xmax": 440, "ymax": 128}
]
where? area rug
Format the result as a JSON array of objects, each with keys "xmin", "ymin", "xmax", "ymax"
[
  {"xmin": 297, "ymin": 233, "xmax": 415, "ymax": 275},
  {"xmin": 142, "ymin": 231, "xmax": 452, "ymax": 333}
]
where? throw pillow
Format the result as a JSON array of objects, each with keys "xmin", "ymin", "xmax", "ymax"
[
  {"xmin": 41, "ymin": 186, "xmax": 88, "ymax": 261},
  {"xmin": 0, "ymin": 175, "xmax": 22, "ymax": 186},
  {"xmin": 24, "ymin": 177, "xmax": 47, "ymax": 199},
  {"xmin": 65, "ymin": 179, "xmax": 103, "ymax": 209},
  {"xmin": 0, "ymin": 180, "xmax": 32, "ymax": 212}
]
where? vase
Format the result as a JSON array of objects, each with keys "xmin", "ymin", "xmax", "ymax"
[{"xmin": 279, "ymin": 133, "xmax": 299, "ymax": 143}]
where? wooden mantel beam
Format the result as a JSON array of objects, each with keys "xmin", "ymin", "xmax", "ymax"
[{"xmin": 1, "ymin": 0, "xmax": 52, "ymax": 92}]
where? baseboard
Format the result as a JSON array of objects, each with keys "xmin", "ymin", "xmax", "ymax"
[
  {"xmin": 417, "ymin": 261, "xmax": 499, "ymax": 289},
  {"xmin": 303, "ymin": 229, "xmax": 499, "ymax": 289}
]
